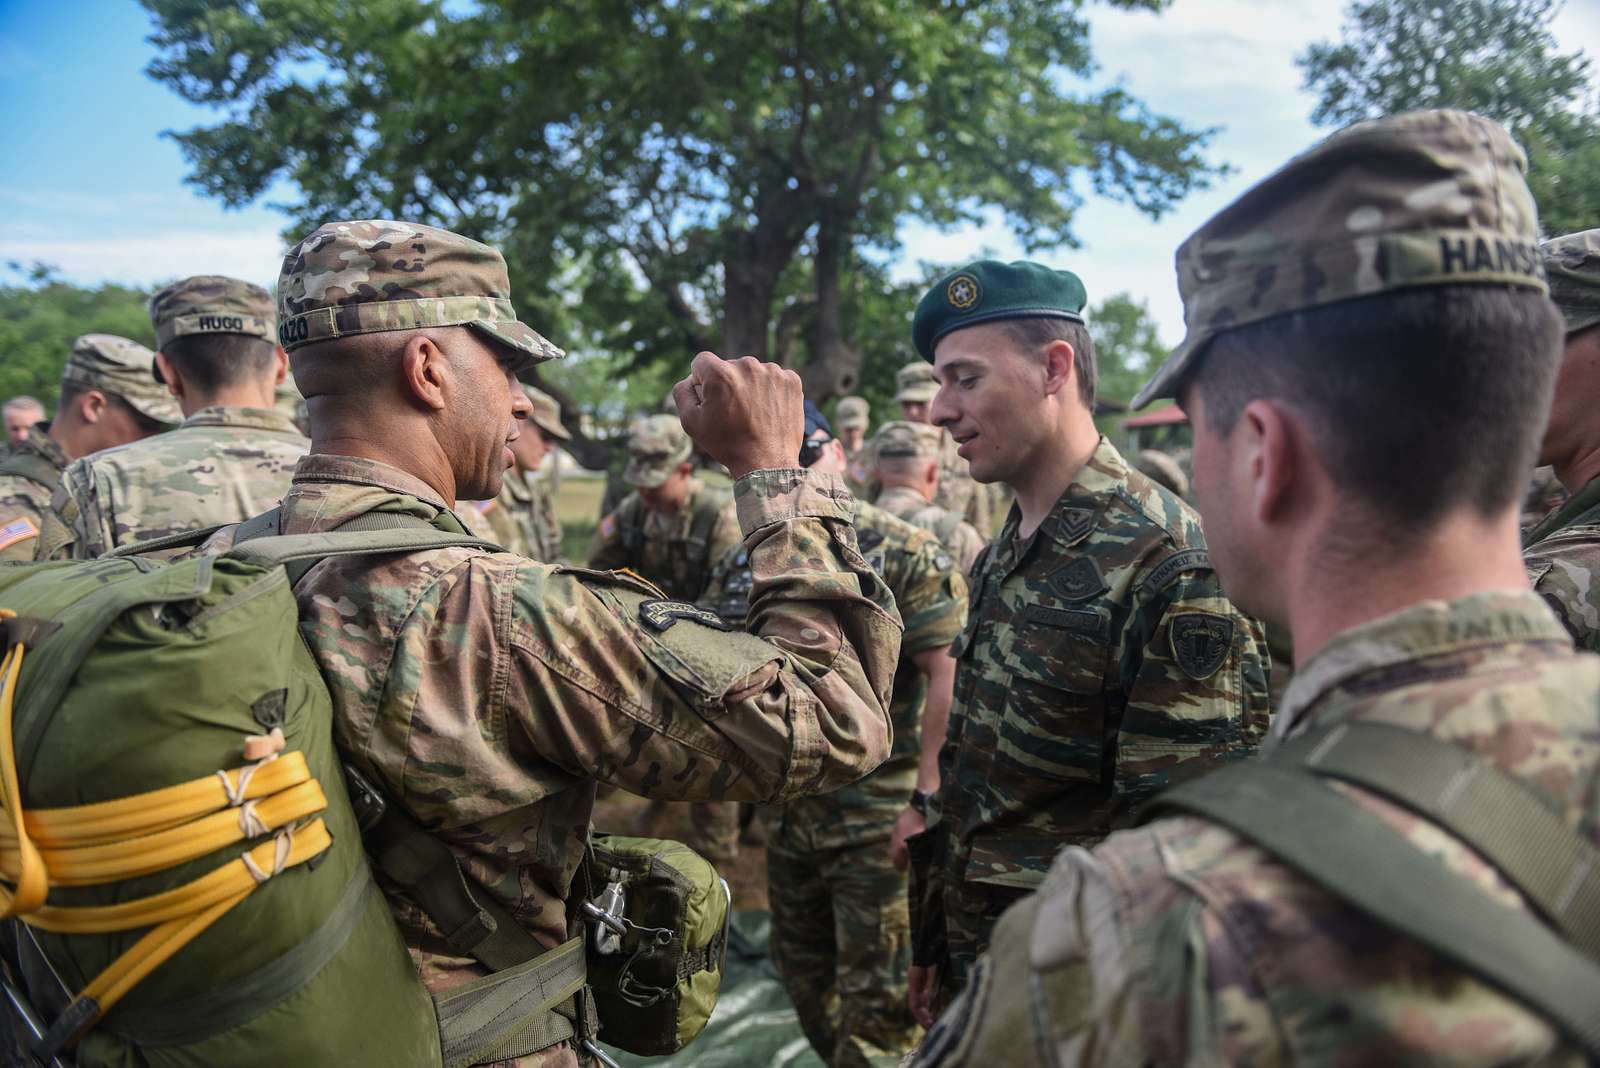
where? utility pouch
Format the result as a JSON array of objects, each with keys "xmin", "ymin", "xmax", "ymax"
[{"xmin": 576, "ymin": 835, "xmax": 730, "ymax": 1056}]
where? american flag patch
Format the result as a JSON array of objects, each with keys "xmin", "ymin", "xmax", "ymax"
[{"xmin": 0, "ymin": 517, "xmax": 38, "ymax": 552}]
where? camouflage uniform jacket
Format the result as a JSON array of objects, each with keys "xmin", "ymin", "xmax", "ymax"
[
  {"xmin": 0, "ymin": 424, "xmax": 67, "ymax": 562},
  {"xmin": 57, "ymin": 406, "xmax": 308, "ymax": 558},
  {"xmin": 587, "ymin": 477, "xmax": 740, "ymax": 600},
  {"xmin": 915, "ymin": 591, "xmax": 1598, "ymax": 1068},
  {"xmin": 925, "ymin": 438, "xmax": 1270, "ymax": 954},
  {"xmin": 200, "ymin": 454, "xmax": 900, "ymax": 1065},
  {"xmin": 701, "ymin": 499, "xmax": 968, "ymax": 849},
  {"xmin": 1523, "ymin": 474, "xmax": 1600, "ymax": 652},
  {"xmin": 875, "ymin": 485, "xmax": 987, "ymax": 575},
  {"xmin": 497, "ymin": 467, "xmax": 563, "ymax": 563}
]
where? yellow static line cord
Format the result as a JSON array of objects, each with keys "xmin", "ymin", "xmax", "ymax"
[{"xmin": 0, "ymin": 611, "xmax": 332, "ymax": 1038}]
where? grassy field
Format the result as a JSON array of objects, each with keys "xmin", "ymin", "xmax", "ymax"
[{"xmin": 551, "ymin": 475, "xmax": 606, "ymax": 559}]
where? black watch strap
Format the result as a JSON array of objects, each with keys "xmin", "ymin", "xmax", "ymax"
[{"xmin": 909, "ymin": 789, "xmax": 932, "ymax": 815}]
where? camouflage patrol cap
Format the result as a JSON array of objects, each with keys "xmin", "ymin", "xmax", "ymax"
[
  {"xmin": 874, "ymin": 420, "xmax": 942, "ymax": 461},
  {"xmin": 276, "ymin": 219, "xmax": 564, "ymax": 373},
  {"xmin": 1541, "ymin": 229, "xmax": 1600, "ymax": 335},
  {"xmin": 1133, "ymin": 109, "xmax": 1548, "ymax": 409},
  {"xmin": 523, "ymin": 385, "xmax": 571, "ymax": 442},
  {"xmin": 894, "ymin": 361, "xmax": 939, "ymax": 405},
  {"xmin": 149, "ymin": 275, "xmax": 276, "ymax": 350},
  {"xmin": 624, "ymin": 414, "xmax": 692, "ymax": 488},
  {"xmin": 61, "ymin": 335, "xmax": 182, "ymax": 426},
  {"xmin": 913, "ymin": 259, "xmax": 1088, "ymax": 361},
  {"xmin": 835, "ymin": 395, "xmax": 870, "ymax": 430}
]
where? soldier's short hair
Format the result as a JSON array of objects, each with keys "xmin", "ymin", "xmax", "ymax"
[
  {"xmin": 3, "ymin": 396, "xmax": 44, "ymax": 417},
  {"xmin": 1191, "ymin": 285, "xmax": 1562, "ymax": 526},
  {"xmin": 1001, "ymin": 318, "xmax": 1096, "ymax": 409},
  {"xmin": 161, "ymin": 333, "xmax": 279, "ymax": 394},
  {"xmin": 57, "ymin": 381, "xmax": 165, "ymax": 436}
]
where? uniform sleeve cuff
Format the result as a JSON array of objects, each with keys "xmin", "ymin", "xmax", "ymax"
[{"xmin": 733, "ymin": 469, "xmax": 857, "ymax": 533}]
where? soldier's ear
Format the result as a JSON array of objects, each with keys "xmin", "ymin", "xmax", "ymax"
[
  {"xmin": 400, "ymin": 334, "xmax": 450, "ymax": 413},
  {"xmin": 153, "ymin": 352, "xmax": 185, "ymax": 401},
  {"xmin": 272, "ymin": 347, "xmax": 289, "ymax": 387}
]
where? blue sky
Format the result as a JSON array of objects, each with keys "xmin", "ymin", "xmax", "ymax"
[{"xmin": 1, "ymin": 0, "xmax": 1597, "ymax": 346}]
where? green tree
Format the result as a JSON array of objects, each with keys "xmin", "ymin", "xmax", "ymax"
[
  {"xmin": 1087, "ymin": 291, "xmax": 1167, "ymax": 434},
  {"xmin": 0, "ymin": 264, "xmax": 156, "ymax": 411},
  {"xmin": 142, "ymin": 0, "xmax": 1224, "ymax": 404},
  {"xmin": 1299, "ymin": 0, "xmax": 1600, "ymax": 234}
]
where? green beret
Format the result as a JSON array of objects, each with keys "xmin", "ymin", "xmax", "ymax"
[{"xmin": 913, "ymin": 259, "xmax": 1087, "ymax": 362}]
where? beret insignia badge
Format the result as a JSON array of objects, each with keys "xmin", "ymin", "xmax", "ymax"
[{"xmin": 946, "ymin": 274, "xmax": 981, "ymax": 311}]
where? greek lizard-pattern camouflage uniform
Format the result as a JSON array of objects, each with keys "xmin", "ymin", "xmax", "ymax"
[
  {"xmin": 0, "ymin": 426, "xmax": 67, "ymax": 562},
  {"xmin": 702, "ymin": 500, "xmax": 968, "ymax": 1068},
  {"xmin": 202, "ymin": 455, "xmax": 901, "ymax": 1068},
  {"xmin": 587, "ymin": 477, "xmax": 740, "ymax": 602},
  {"xmin": 56, "ymin": 406, "xmax": 308, "ymax": 558},
  {"xmin": 913, "ymin": 592, "xmax": 1598, "ymax": 1068},
  {"xmin": 874, "ymin": 485, "xmax": 986, "ymax": 575},
  {"xmin": 916, "ymin": 437, "xmax": 1271, "ymax": 991}
]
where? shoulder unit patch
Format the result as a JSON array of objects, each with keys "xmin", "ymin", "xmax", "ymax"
[
  {"xmin": 1170, "ymin": 612, "xmax": 1234, "ymax": 680},
  {"xmin": 638, "ymin": 598, "xmax": 731, "ymax": 632}
]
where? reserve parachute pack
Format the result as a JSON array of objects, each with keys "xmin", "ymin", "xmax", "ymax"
[
  {"xmin": 577, "ymin": 836, "xmax": 731, "ymax": 1056},
  {"xmin": 0, "ymin": 523, "xmax": 621, "ymax": 1067}
]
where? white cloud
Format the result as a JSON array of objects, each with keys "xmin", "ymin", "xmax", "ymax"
[
  {"xmin": 898, "ymin": 0, "xmax": 1600, "ymax": 347},
  {"xmin": 0, "ymin": 229, "xmax": 285, "ymax": 289}
]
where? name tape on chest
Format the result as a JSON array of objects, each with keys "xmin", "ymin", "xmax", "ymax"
[
  {"xmin": 638, "ymin": 598, "xmax": 731, "ymax": 632},
  {"xmin": 0, "ymin": 517, "xmax": 39, "ymax": 552},
  {"xmin": 1022, "ymin": 604, "xmax": 1106, "ymax": 640}
]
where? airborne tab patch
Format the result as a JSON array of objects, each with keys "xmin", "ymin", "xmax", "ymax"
[
  {"xmin": 1170, "ymin": 612, "xmax": 1234, "ymax": 680},
  {"xmin": 0, "ymin": 517, "xmax": 39, "ymax": 553},
  {"xmin": 639, "ymin": 599, "xmax": 731, "ymax": 632}
]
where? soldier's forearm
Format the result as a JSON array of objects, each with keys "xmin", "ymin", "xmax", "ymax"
[
  {"xmin": 736, "ymin": 467, "xmax": 902, "ymax": 794},
  {"xmin": 912, "ymin": 648, "xmax": 957, "ymax": 793}
]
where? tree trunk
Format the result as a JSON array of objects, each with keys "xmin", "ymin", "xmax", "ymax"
[
  {"xmin": 721, "ymin": 260, "xmax": 777, "ymax": 359},
  {"xmin": 799, "ymin": 213, "xmax": 863, "ymax": 400}
]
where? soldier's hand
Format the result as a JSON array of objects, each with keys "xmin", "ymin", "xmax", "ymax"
[
  {"xmin": 673, "ymin": 352, "xmax": 804, "ymax": 479},
  {"xmin": 889, "ymin": 806, "xmax": 924, "ymax": 871},
  {"xmin": 908, "ymin": 963, "xmax": 941, "ymax": 1028}
]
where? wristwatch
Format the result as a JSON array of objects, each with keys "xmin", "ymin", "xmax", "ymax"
[{"xmin": 908, "ymin": 789, "xmax": 932, "ymax": 816}]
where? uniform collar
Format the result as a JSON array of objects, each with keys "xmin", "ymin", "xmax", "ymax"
[
  {"xmin": 1523, "ymin": 473, "xmax": 1600, "ymax": 547},
  {"xmin": 997, "ymin": 436, "xmax": 1127, "ymax": 556},
  {"xmin": 501, "ymin": 468, "xmax": 535, "ymax": 503},
  {"xmin": 876, "ymin": 486, "xmax": 929, "ymax": 510},
  {"xmin": 1273, "ymin": 590, "xmax": 1572, "ymax": 739},
  {"xmin": 279, "ymin": 454, "xmax": 457, "ymax": 536},
  {"xmin": 15, "ymin": 422, "xmax": 68, "ymax": 470},
  {"xmin": 179, "ymin": 405, "xmax": 306, "ymax": 435}
]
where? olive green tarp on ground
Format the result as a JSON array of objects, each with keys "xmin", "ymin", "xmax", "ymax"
[{"xmin": 600, "ymin": 912, "xmax": 825, "ymax": 1068}]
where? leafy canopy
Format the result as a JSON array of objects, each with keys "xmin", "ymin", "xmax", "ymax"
[
  {"xmin": 1300, "ymin": 0, "xmax": 1600, "ymax": 235},
  {"xmin": 0, "ymin": 264, "xmax": 156, "ymax": 412},
  {"xmin": 142, "ymin": 0, "xmax": 1224, "ymax": 392}
]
